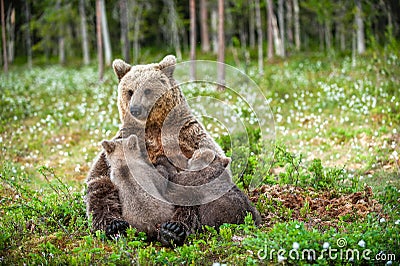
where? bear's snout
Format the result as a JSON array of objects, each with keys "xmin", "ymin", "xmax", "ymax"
[{"xmin": 130, "ymin": 105, "xmax": 142, "ymax": 118}]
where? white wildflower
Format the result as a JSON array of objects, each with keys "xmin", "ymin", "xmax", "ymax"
[{"xmin": 278, "ymin": 254, "xmax": 285, "ymax": 263}]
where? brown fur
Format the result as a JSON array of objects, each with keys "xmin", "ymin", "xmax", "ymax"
[
  {"xmin": 155, "ymin": 149, "xmax": 232, "ymax": 233},
  {"xmin": 101, "ymin": 135, "xmax": 174, "ymax": 239},
  {"xmin": 85, "ymin": 151, "xmax": 122, "ymax": 232},
  {"xmin": 85, "ymin": 55, "xmax": 261, "ymax": 239}
]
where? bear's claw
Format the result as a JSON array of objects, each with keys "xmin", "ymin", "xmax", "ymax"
[
  {"xmin": 106, "ymin": 219, "xmax": 130, "ymax": 238},
  {"xmin": 159, "ymin": 221, "xmax": 187, "ymax": 247}
]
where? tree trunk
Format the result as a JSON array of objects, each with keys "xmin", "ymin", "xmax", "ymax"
[
  {"xmin": 96, "ymin": 0, "xmax": 104, "ymax": 81},
  {"xmin": 79, "ymin": 0, "xmax": 90, "ymax": 65},
  {"xmin": 266, "ymin": 0, "xmax": 274, "ymax": 59},
  {"xmin": 254, "ymin": 0, "xmax": 263, "ymax": 75},
  {"xmin": 25, "ymin": 0, "xmax": 32, "ymax": 68},
  {"xmin": 286, "ymin": 0, "xmax": 293, "ymax": 46},
  {"xmin": 164, "ymin": 0, "xmax": 182, "ymax": 60},
  {"xmin": 278, "ymin": 0, "xmax": 285, "ymax": 57},
  {"xmin": 248, "ymin": 0, "xmax": 255, "ymax": 48},
  {"xmin": 271, "ymin": 9, "xmax": 283, "ymax": 56},
  {"xmin": 59, "ymin": 36, "xmax": 65, "ymax": 64},
  {"xmin": 200, "ymin": 0, "xmax": 210, "ymax": 52},
  {"xmin": 100, "ymin": 0, "xmax": 112, "ymax": 65},
  {"xmin": 351, "ymin": 29, "xmax": 356, "ymax": 66},
  {"xmin": 211, "ymin": 8, "xmax": 218, "ymax": 54},
  {"xmin": 120, "ymin": 0, "xmax": 130, "ymax": 62},
  {"xmin": 340, "ymin": 25, "xmax": 345, "ymax": 51},
  {"xmin": 319, "ymin": 23, "xmax": 324, "ymax": 51},
  {"xmin": 189, "ymin": 0, "xmax": 196, "ymax": 80},
  {"xmin": 129, "ymin": 0, "xmax": 142, "ymax": 64},
  {"xmin": 6, "ymin": 6, "xmax": 14, "ymax": 63},
  {"xmin": 132, "ymin": 5, "xmax": 142, "ymax": 64},
  {"xmin": 324, "ymin": 20, "xmax": 331, "ymax": 51},
  {"xmin": 338, "ymin": 9, "xmax": 346, "ymax": 51},
  {"xmin": 293, "ymin": 0, "xmax": 300, "ymax": 51},
  {"xmin": 56, "ymin": 0, "xmax": 65, "ymax": 65},
  {"xmin": 217, "ymin": 0, "xmax": 225, "ymax": 90},
  {"xmin": 1, "ymin": 0, "xmax": 7, "ymax": 73},
  {"xmin": 386, "ymin": 3, "xmax": 393, "ymax": 31},
  {"xmin": 355, "ymin": 0, "xmax": 365, "ymax": 54}
]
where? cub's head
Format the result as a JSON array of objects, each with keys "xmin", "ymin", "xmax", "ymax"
[
  {"xmin": 112, "ymin": 55, "xmax": 183, "ymax": 124},
  {"xmin": 188, "ymin": 148, "xmax": 231, "ymax": 171},
  {"xmin": 101, "ymin": 135, "xmax": 141, "ymax": 168}
]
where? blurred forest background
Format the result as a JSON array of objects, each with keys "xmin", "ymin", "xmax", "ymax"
[{"xmin": 1, "ymin": 0, "xmax": 400, "ymax": 72}]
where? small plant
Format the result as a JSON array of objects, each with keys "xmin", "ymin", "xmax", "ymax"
[{"xmin": 299, "ymin": 200, "xmax": 311, "ymax": 218}]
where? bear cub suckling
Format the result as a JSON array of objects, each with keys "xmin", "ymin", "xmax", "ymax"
[{"xmin": 102, "ymin": 134, "xmax": 231, "ymax": 246}]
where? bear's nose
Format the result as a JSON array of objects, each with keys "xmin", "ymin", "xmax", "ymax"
[{"xmin": 130, "ymin": 106, "xmax": 142, "ymax": 117}]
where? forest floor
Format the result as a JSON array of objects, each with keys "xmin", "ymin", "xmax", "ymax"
[{"xmin": 0, "ymin": 51, "xmax": 399, "ymax": 265}]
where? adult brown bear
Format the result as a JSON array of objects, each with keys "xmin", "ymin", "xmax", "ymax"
[{"xmin": 85, "ymin": 55, "xmax": 261, "ymax": 246}]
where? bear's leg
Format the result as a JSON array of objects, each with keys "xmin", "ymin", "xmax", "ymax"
[
  {"xmin": 85, "ymin": 152, "xmax": 129, "ymax": 237},
  {"xmin": 159, "ymin": 207, "xmax": 200, "ymax": 247},
  {"xmin": 86, "ymin": 175, "xmax": 129, "ymax": 237},
  {"xmin": 106, "ymin": 220, "xmax": 130, "ymax": 237},
  {"xmin": 199, "ymin": 186, "xmax": 261, "ymax": 227},
  {"xmin": 159, "ymin": 221, "xmax": 187, "ymax": 247}
]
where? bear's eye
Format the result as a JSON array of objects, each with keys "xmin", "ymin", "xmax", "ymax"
[
  {"xmin": 128, "ymin": 90, "xmax": 133, "ymax": 97},
  {"xmin": 144, "ymin": 89, "xmax": 151, "ymax": 95}
]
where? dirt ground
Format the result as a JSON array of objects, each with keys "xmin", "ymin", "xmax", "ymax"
[{"xmin": 250, "ymin": 185, "xmax": 384, "ymax": 229}]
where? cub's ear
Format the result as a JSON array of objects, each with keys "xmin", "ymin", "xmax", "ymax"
[
  {"xmin": 101, "ymin": 140, "xmax": 116, "ymax": 154},
  {"xmin": 158, "ymin": 55, "xmax": 176, "ymax": 79},
  {"xmin": 112, "ymin": 59, "xmax": 131, "ymax": 80},
  {"xmin": 126, "ymin": 135, "xmax": 139, "ymax": 150}
]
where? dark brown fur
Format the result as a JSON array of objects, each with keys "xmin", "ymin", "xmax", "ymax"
[{"xmin": 155, "ymin": 151, "xmax": 231, "ymax": 233}]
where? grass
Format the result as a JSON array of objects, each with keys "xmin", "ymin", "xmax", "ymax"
[{"xmin": 0, "ymin": 51, "xmax": 399, "ymax": 265}]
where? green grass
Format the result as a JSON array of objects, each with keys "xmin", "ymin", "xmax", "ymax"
[{"xmin": 1, "ymin": 51, "xmax": 399, "ymax": 265}]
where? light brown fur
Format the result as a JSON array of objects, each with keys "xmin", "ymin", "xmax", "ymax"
[{"xmin": 102, "ymin": 135, "xmax": 174, "ymax": 239}]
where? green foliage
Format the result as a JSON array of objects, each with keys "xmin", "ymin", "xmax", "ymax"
[{"xmin": 271, "ymin": 145, "xmax": 351, "ymax": 193}]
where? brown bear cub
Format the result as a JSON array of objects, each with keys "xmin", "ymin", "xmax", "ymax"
[
  {"xmin": 101, "ymin": 135, "xmax": 174, "ymax": 240},
  {"xmin": 155, "ymin": 148, "xmax": 232, "ymax": 246},
  {"xmin": 101, "ymin": 135, "xmax": 231, "ymax": 246}
]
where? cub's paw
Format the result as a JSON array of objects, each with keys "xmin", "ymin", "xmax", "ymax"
[
  {"xmin": 105, "ymin": 220, "xmax": 130, "ymax": 239},
  {"xmin": 159, "ymin": 221, "xmax": 187, "ymax": 247}
]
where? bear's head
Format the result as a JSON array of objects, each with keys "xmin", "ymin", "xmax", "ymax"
[
  {"xmin": 112, "ymin": 55, "xmax": 184, "ymax": 125},
  {"xmin": 101, "ymin": 135, "xmax": 141, "ymax": 169}
]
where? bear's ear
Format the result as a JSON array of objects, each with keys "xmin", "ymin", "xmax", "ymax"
[
  {"xmin": 101, "ymin": 140, "xmax": 116, "ymax": 154},
  {"xmin": 158, "ymin": 55, "xmax": 176, "ymax": 79},
  {"xmin": 223, "ymin": 157, "xmax": 232, "ymax": 167},
  {"xmin": 126, "ymin": 135, "xmax": 139, "ymax": 150},
  {"xmin": 112, "ymin": 59, "xmax": 131, "ymax": 80}
]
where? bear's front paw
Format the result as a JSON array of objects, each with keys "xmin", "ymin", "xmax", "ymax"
[
  {"xmin": 159, "ymin": 221, "xmax": 187, "ymax": 247},
  {"xmin": 106, "ymin": 220, "xmax": 130, "ymax": 239}
]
